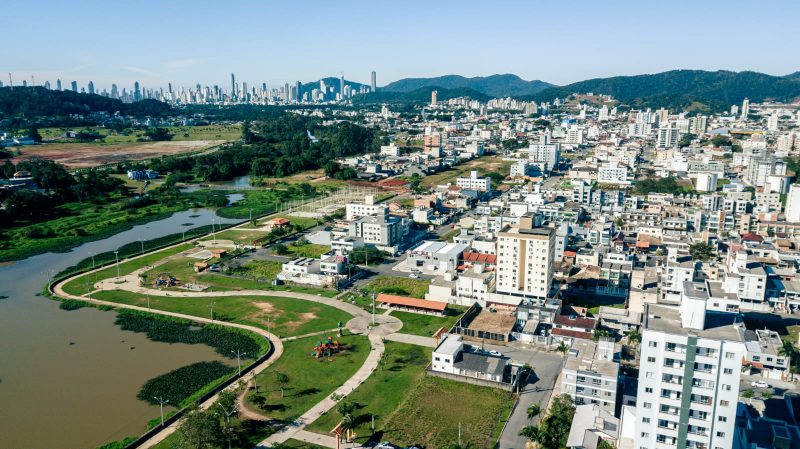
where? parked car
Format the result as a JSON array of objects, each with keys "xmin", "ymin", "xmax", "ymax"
[
  {"xmin": 489, "ymin": 350, "xmax": 503, "ymax": 357},
  {"xmin": 751, "ymin": 380, "xmax": 770, "ymax": 388},
  {"xmin": 408, "ymin": 273, "xmax": 420, "ymax": 279}
]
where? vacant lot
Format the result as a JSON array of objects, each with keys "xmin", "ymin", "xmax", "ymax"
[
  {"xmin": 12, "ymin": 140, "xmax": 223, "ymax": 168},
  {"xmin": 391, "ymin": 309, "xmax": 465, "ymax": 337},
  {"xmin": 307, "ymin": 342, "xmax": 431, "ymax": 443},
  {"xmin": 382, "ymin": 375, "xmax": 514, "ymax": 449}
]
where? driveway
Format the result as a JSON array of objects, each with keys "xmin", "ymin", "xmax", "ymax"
[{"xmin": 496, "ymin": 347, "xmax": 564, "ymax": 449}]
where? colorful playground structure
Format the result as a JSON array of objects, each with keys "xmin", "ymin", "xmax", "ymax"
[
  {"xmin": 154, "ymin": 273, "xmax": 179, "ymax": 288},
  {"xmin": 311, "ymin": 336, "xmax": 343, "ymax": 359}
]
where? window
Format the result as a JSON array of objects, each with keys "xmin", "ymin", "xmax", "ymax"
[
  {"xmin": 720, "ymin": 400, "xmax": 730, "ymax": 407},
  {"xmin": 647, "ymin": 356, "xmax": 656, "ymax": 363},
  {"xmin": 645, "ymin": 387, "xmax": 653, "ymax": 393},
  {"xmin": 716, "ymin": 431, "xmax": 726, "ymax": 438},
  {"xmin": 643, "ymin": 417, "xmax": 651, "ymax": 423},
  {"xmin": 723, "ymin": 368, "xmax": 733, "ymax": 375},
  {"xmin": 643, "ymin": 402, "xmax": 652, "ymax": 409},
  {"xmin": 649, "ymin": 341, "xmax": 657, "ymax": 348},
  {"xmin": 718, "ymin": 416, "xmax": 727, "ymax": 422}
]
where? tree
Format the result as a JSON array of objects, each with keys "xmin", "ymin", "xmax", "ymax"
[
  {"xmin": 408, "ymin": 172, "xmax": 424, "ymax": 194},
  {"xmin": 689, "ymin": 242, "xmax": 715, "ymax": 262},
  {"xmin": 519, "ymin": 425, "xmax": 541, "ymax": 448},
  {"xmin": 174, "ymin": 407, "xmax": 222, "ymax": 449},
  {"xmin": 555, "ymin": 341, "xmax": 569, "ymax": 357},
  {"xmin": 144, "ymin": 127, "xmax": 174, "ymax": 141},
  {"xmin": 276, "ymin": 371, "xmax": 289, "ymax": 398},
  {"xmin": 336, "ymin": 401, "xmax": 357, "ymax": 442},
  {"xmin": 272, "ymin": 243, "xmax": 289, "ymax": 255},
  {"xmin": 538, "ymin": 395, "xmax": 575, "ymax": 449},
  {"xmin": 214, "ymin": 391, "xmax": 239, "ymax": 449},
  {"xmin": 526, "ymin": 403, "xmax": 541, "ymax": 421},
  {"xmin": 742, "ymin": 388, "xmax": 755, "ymax": 404},
  {"xmin": 779, "ymin": 340, "xmax": 799, "ymax": 380},
  {"xmin": 597, "ymin": 440, "xmax": 616, "ymax": 449},
  {"xmin": 626, "ymin": 328, "xmax": 641, "ymax": 350},
  {"xmin": 26, "ymin": 126, "xmax": 43, "ymax": 143}
]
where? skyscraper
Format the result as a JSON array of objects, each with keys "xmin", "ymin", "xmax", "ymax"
[
  {"xmin": 88, "ymin": 81, "xmax": 95, "ymax": 95},
  {"xmin": 44, "ymin": 80, "xmax": 51, "ymax": 90},
  {"xmin": 295, "ymin": 81, "xmax": 302, "ymax": 102},
  {"xmin": 786, "ymin": 184, "xmax": 800, "ymax": 223},
  {"xmin": 230, "ymin": 73, "xmax": 236, "ymax": 99},
  {"xmin": 56, "ymin": 79, "xmax": 62, "ymax": 91},
  {"xmin": 70, "ymin": 81, "xmax": 78, "ymax": 92},
  {"xmin": 111, "ymin": 84, "xmax": 118, "ymax": 99},
  {"xmin": 340, "ymin": 73, "xmax": 345, "ymax": 97},
  {"xmin": 431, "ymin": 90, "xmax": 438, "ymax": 107},
  {"xmin": 741, "ymin": 97, "xmax": 750, "ymax": 120},
  {"xmin": 371, "ymin": 71, "xmax": 376, "ymax": 92},
  {"xmin": 134, "ymin": 81, "xmax": 141, "ymax": 101}
]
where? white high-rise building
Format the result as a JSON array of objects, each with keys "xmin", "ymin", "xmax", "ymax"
[
  {"xmin": 431, "ymin": 90, "xmax": 438, "ymax": 107},
  {"xmin": 495, "ymin": 214, "xmax": 555, "ymax": 300},
  {"xmin": 598, "ymin": 105, "xmax": 609, "ymax": 121},
  {"xmin": 456, "ymin": 170, "xmax": 491, "ymax": 192},
  {"xmin": 767, "ymin": 112, "xmax": 779, "ymax": 131},
  {"xmin": 741, "ymin": 97, "xmax": 750, "ymax": 120},
  {"xmin": 566, "ymin": 125, "xmax": 584, "ymax": 145},
  {"xmin": 657, "ymin": 125, "xmax": 680, "ymax": 148},
  {"xmin": 786, "ymin": 184, "xmax": 800, "ymax": 223},
  {"xmin": 634, "ymin": 283, "xmax": 746, "ymax": 449},
  {"xmin": 528, "ymin": 140, "xmax": 561, "ymax": 172}
]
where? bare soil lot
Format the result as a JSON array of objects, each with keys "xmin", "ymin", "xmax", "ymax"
[{"xmin": 12, "ymin": 140, "xmax": 223, "ymax": 168}]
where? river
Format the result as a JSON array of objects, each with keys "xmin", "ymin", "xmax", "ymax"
[{"xmin": 0, "ymin": 208, "xmax": 241, "ymax": 449}]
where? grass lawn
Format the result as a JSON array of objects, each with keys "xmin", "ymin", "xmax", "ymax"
[
  {"xmin": 61, "ymin": 243, "xmax": 194, "ymax": 295},
  {"xmin": 89, "ymin": 290, "xmax": 352, "ymax": 338},
  {"xmin": 278, "ymin": 242, "xmax": 331, "ymax": 259},
  {"xmin": 306, "ymin": 342, "xmax": 430, "ymax": 442},
  {"xmin": 564, "ymin": 294, "xmax": 627, "ymax": 316},
  {"xmin": 39, "ymin": 125, "xmax": 242, "ymax": 143},
  {"xmin": 245, "ymin": 334, "xmax": 370, "ymax": 422},
  {"xmin": 204, "ymin": 228, "xmax": 269, "ymax": 243},
  {"xmin": 362, "ymin": 276, "xmax": 431, "ymax": 298},
  {"xmin": 391, "ymin": 309, "xmax": 465, "ymax": 337},
  {"xmin": 381, "ymin": 376, "xmax": 515, "ymax": 449}
]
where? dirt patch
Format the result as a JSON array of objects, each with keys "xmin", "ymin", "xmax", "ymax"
[
  {"xmin": 253, "ymin": 302, "xmax": 277, "ymax": 313},
  {"xmin": 282, "ymin": 312, "xmax": 319, "ymax": 332},
  {"xmin": 12, "ymin": 140, "xmax": 223, "ymax": 168}
]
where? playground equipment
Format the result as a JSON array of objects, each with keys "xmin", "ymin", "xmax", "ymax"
[
  {"xmin": 154, "ymin": 274, "xmax": 179, "ymax": 287},
  {"xmin": 311, "ymin": 336, "xmax": 343, "ymax": 359}
]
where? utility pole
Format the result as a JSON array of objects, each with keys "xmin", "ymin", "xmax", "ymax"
[
  {"xmin": 371, "ymin": 293, "xmax": 376, "ymax": 327},
  {"xmin": 212, "ymin": 218, "xmax": 216, "ymax": 243},
  {"xmin": 210, "ymin": 300, "xmax": 215, "ymax": 323},
  {"xmin": 89, "ymin": 252, "xmax": 95, "ymax": 270},
  {"xmin": 231, "ymin": 349, "xmax": 246, "ymax": 377},
  {"xmin": 458, "ymin": 422, "xmax": 462, "ymax": 447},
  {"xmin": 154, "ymin": 396, "xmax": 169, "ymax": 426},
  {"xmin": 147, "ymin": 294, "xmax": 151, "ymax": 311},
  {"xmin": 140, "ymin": 239, "xmax": 145, "ymax": 254}
]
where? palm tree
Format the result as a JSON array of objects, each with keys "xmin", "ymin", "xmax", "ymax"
[
  {"xmin": 626, "ymin": 328, "xmax": 641, "ymax": 350},
  {"xmin": 526, "ymin": 403, "xmax": 541, "ymax": 422},
  {"xmin": 779, "ymin": 340, "xmax": 798, "ymax": 381},
  {"xmin": 519, "ymin": 425, "xmax": 541, "ymax": 449},
  {"xmin": 556, "ymin": 341, "xmax": 569, "ymax": 357}
]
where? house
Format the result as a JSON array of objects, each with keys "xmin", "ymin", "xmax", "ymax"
[
  {"xmin": 430, "ymin": 334, "xmax": 520, "ymax": 389},
  {"xmin": 376, "ymin": 293, "xmax": 447, "ymax": 316},
  {"xmin": 264, "ymin": 217, "xmax": 291, "ymax": 232},
  {"xmin": 566, "ymin": 404, "xmax": 620, "ymax": 449}
]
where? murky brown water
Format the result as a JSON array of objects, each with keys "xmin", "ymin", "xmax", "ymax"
[{"xmin": 0, "ymin": 209, "xmax": 240, "ymax": 449}]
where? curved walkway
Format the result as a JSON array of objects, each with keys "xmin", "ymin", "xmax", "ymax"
[{"xmin": 52, "ymin": 261, "xmax": 403, "ymax": 449}]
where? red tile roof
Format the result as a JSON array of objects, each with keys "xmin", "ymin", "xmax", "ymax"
[
  {"xmin": 462, "ymin": 252, "xmax": 497, "ymax": 264},
  {"xmin": 376, "ymin": 294, "xmax": 447, "ymax": 312}
]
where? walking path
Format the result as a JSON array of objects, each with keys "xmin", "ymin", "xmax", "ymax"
[
  {"xmin": 384, "ymin": 332, "xmax": 436, "ymax": 348},
  {"xmin": 52, "ymin": 253, "xmax": 403, "ymax": 449}
]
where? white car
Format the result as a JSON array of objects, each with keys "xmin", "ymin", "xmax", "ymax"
[
  {"xmin": 751, "ymin": 380, "xmax": 769, "ymax": 388},
  {"xmin": 408, "ymin": 273, "xmax": 420, "ymax": 279},
  {"xmin": 489, "ymin": 350, "xmax": 503, "ymax": 357}
]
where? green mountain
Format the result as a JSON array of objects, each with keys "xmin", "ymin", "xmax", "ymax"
[
  {"xmin": 784, "ymin": 71, "xmax": 800, "ymax": 81},
  {"xmin": 353, "ymin": 86, "xmax": 491, "ymax": 105},
  {"xmin": 523, "ymin": 70, "xmax": 800, "ymax": 112},
  {"xmin": 382, "ymin": 74, "xmax": 552, "ymax": 97},
  {"xmin": 0, "ymin": 86, "xmax": 172, "ymax": 118}
]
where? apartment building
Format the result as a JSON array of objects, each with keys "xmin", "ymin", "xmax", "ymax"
[
  {"xmin": 495, "ymin": 213, "xmax": 555, "ymax": 300},
  {"xmin": 634, "ymin": 283, "xmax": 746, "ymax": 449},
  {"xmin": 345, "ymin": 195, "xmax": 388, "ymax": 221},
  {"xmin": 561, "ymin": 338, "xmax": 621, "ymax": 417},
  {"xmin": 456, "ymin": 170, "xmax": 492, "ymax": 192}
]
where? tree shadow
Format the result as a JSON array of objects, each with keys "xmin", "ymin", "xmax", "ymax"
[{"xmin": 294, "ymin": 387, "xmax": 321, "ymax": 397}]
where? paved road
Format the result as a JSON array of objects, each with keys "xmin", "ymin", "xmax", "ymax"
[{"xmin": 497, "ymin": 348, "xmax": 564, "ymax": 449}]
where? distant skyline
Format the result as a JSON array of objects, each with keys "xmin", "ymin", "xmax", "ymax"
[{"xmin": 5, "ymin": 0, "xmax": 799, "ymax": 91}]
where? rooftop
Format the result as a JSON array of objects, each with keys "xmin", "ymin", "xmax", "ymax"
[{"xmin": 643, "ymin": 303, "xmax": 745, "ymax": 342}]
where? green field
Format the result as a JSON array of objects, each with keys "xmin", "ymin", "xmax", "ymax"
[
  {"xmin": 391, "ymin": 309, "xmax": 464, "ymax": 337},
  {"xmin": 382, "ymin": 376, "xmax": 514, "ymax": 449},
  {"xmin": 362, "ymin": 276, "xmax": 431, "ymax": 298},
  {"xmin": 88, "ymin": 289, "xmax": 351, "ymax": 338},
  {"xmin": 0, "ymin": 190, "xmax": 226, "ymax": 263},
  {"xmin": 39, "ymin": 125, "xmax": 242, "ymax": 143},
  {"xmin": 306, "ymin": 342, "xmax": 430, "ymax": 442},
  {"xmin": 245, "ymin": 334, "xmax": 370, "ymax": 422},
  {"xmin": 277, "ymin": 242, "xmax": 331, "ymax": 259}
]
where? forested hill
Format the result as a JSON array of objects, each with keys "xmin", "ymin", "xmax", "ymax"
[
  {"xmin": 522, "ymin": 70, "xmax": 800, "ymax": 112},
  {"xmin": 0, "ymin": 86, "xmax": 173, "ymax": 118},
  {"xmin": 382, "ymin": 74, "xmax": 552, "ymax": 97},
  {"xmin": 353, "ymin": 86, "xmax": 491, "ymax": 105}
]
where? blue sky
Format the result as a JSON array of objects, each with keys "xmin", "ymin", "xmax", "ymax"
[{"xmin": 5, "ymin": 0, "xmax": 799, "ymax": 91}]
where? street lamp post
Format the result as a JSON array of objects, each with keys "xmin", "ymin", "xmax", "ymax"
[
  {"xmin": 140, "ymin": 239, "xmax": 144, "ymax": 254},
  {"xmin": 154, "ymin": 396, "xmax": 169, "ymax": 427},
  {"xmin": 371, "ymin": 292, "xmax": 376, "ymax": 327},
  {"xmin": 210, "ymin": 300, "xmax": 215, "ymax": 323},
  {"xmin": 147, "ymin": 294, "xmax": 151, "ymax": 311},
  {"xmin": 212, "ymin": 218, "xmax": 216, "ymax": 243},
  {"xmin": 231, "ymin": 349, "xmax": 247, "ymax": 377},
  {"xmin": 89, "ymin": 252, "xmax": 95, "ymax": 270},
  {"xmin": 114, "ymin": 251, "xmax": 120, "ymax": 281}
]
